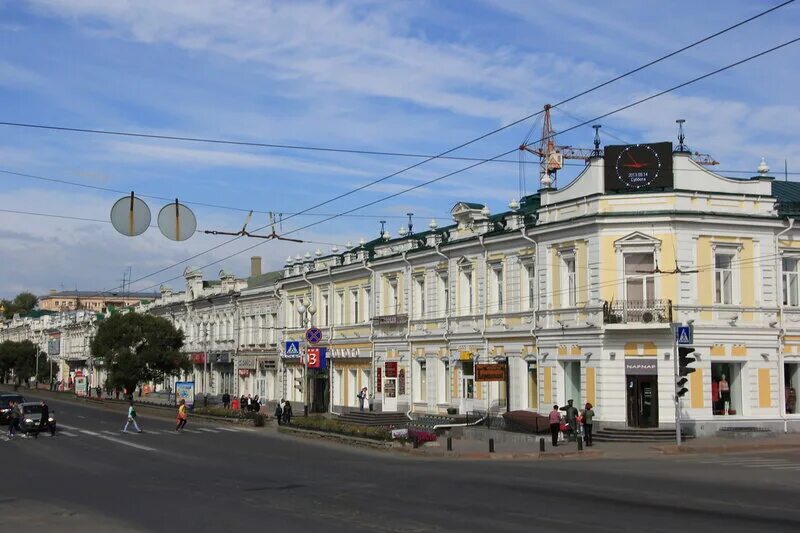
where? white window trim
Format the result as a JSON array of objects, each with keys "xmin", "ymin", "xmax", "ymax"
[
  {"xmin": 559, "ymin": 249, "xmax": 577, "ymax": 308},
  {"xmin": 488, "ymin": 261, "xmax": 504, "ymax": 314},
  {"xmin": 781, "ymin": 251, "xmax": 800, "ymax": 307},
  {"xmin": 711, "ymin": 243, "xmax": 742, "ymax": 306},
  {"xmin": 614, "ymin": 241, "xmax": 662, "ymax": 302}
]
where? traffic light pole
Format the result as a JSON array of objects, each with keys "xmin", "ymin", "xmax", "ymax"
[{"xmin": 672, "ymin": 323, "xmax": 682, "ymax": 446}]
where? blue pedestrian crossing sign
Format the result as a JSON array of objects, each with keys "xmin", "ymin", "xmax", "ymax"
[
  {"xmin": 285, "ymin": 341, "xmax": 300, "ymax": 357},
  {"xmin": 676, "ymin": 326, "xmax": 693, "ymax": 345}
]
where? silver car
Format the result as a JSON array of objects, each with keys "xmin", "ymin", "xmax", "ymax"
[{"xmin": 18, "ymin": 402, "xmax": 56, "ymax": 436}]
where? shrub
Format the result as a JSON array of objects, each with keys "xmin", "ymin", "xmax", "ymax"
[
  {"xmin": 289, "ymin": 416, "xmax": 391, "ymax": 441},
  {"xmin": 407, "ymin": 428, "xmax": 438, "ymax": 445}
]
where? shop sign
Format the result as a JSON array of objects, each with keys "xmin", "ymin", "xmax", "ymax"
[
  {"xmin": 238, "ymin": 356, "xmax": 257, "ymax": 370},
  {"xmin": 238, "ymin": 369, "xmax": 252, "ymax": 377},
  {"xmin": 625, "ymin": 358, "xmax": 658, "ymax": 375},
  {"xmin": 213, "ymin": 353, "xmax": 230, "ymax": 364},
  {"xmin": 385, "ymin": 361, "xmax": 398, "ymax": 378},
  {"xmin": 459, "ymin": 350, "xmax": 473, "ymax": 361},
  {"xmin": 475, "ymin": 363, "xmax": 507, "ymax": 382},
  {"xmin": 377, "ymin": 368, "xmax": 382, "ymax": 392},
  {"xmin": 260, "ymin": 360, "xmax": 276, "ymax": 371},
  {"xmin": 307, "ymin": 347, "xmax": 327, "ymax": 370},
  {"xmin": 191, "ymin": 353, "xmax": 207, "ymax": 364}
]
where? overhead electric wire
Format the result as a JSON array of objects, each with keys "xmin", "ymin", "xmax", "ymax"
[
  {"xmin": 93, "ymin": 5, "xmax": 796, "ymax": 294},
  {"xmin": 128, "ymin": 36, "xmax": 800, "ymax": 294}
]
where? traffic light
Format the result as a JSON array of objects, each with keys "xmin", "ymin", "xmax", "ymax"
[
  {"xmin": 676, "ymin": 347, "xmax": 696, "ymax": 398},
  {"xmin": 294, "ymin": 377, "xmax": 303, "ymax": 393}
]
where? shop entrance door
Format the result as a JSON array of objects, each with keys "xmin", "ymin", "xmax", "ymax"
[
  {"xmin": 382, "ymin": 378, "xmax": 398, "ymax": 412},
  {"xmin": 627, "ymin": 375, "xmax": 659, "ymax": 428}
]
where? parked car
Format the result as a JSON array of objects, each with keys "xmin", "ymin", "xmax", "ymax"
[
  {"xmin": 17, "ymin": 402, "xmax": 56, "ymax": 436},
  {"xmin": 0, "ymin": 394, "xmax": 25, "ymax": 424}
]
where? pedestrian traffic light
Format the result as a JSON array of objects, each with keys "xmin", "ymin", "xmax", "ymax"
[{"xmin": 677, "ymin": 347, "xmax": 696, "ymax": 398}]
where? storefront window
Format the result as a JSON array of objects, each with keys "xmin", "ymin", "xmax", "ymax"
[
  {"xmin": 461, "ymin": 361, "xmax": 474, "ymax": 399},
  {"xmin": 711, "ymin": 362, "xmax": 742, "ymax": 415},
  {"xmin": 786, "ymin": 363, "xmax": 799, "ymax": 414}
]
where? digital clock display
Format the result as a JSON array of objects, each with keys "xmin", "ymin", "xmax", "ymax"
[{"xmin": 604, "ymin": 142, "xmax": 673, "ymax": 191}]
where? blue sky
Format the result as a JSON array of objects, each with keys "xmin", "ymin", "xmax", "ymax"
[{"xmin": 0, "ymin": 0, "xmax": 798, "ymax": 298}]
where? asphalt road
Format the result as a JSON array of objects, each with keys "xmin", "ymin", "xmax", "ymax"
[{"xmin": 3, "ymin": 392, "xmax": 800, "ymax": 532}]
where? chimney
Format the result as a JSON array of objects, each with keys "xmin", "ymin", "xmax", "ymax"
[{"xmin": 250, "ymin": 256, "xmax": 262, "ymax": 277}]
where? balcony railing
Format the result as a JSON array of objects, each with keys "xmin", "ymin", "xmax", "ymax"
[{"xmin": 603, "ymin": 299, "xmax": 672, "ymax": 324}]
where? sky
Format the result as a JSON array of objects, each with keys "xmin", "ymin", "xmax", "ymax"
[{"xmin": 0, "ymin": 0, "xmax": 798, "ymax": 298}]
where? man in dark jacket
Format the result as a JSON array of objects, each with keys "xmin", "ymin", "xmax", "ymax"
[
  {"xmin": 560, "ymin": 399, "xmax": 579, "ymax": 441},
  {"xmin": 36, "ymin": 400, "xmax": 50, "ymax": 439},
  {"xmin": 222, "ymin": 392, "xmax": 230, "ymax": 409}
]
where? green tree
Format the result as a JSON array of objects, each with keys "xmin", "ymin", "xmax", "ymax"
[
  {"xmin": 91, "ymin": 313, "xmax": 189, "ymax": 394},
  {"xmin": 0, "ymin": 340, "xmax": 37, "ymax": 385},
  {"xmin": 1, "ymin": 291, "xmax": 39, "ymax": 318}
]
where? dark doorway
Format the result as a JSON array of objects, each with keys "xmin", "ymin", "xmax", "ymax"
[
  {"xmin": 626, "ymin": 375, "xmax": 659, "ymax": 428},
  {"xmin": 309, "ymin": 370, "xmax": 329, "ymax": 413}
]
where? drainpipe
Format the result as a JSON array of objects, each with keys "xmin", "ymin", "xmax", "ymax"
[
  {"xmin": 434, "ymin": 242, "xmax": 452, "ymax": 407},
  {"xmin": 271, "ymin": 286, "xmax": 281, "ymax": 405},
  {"xmin": 776, "ymin": 218, "xmax": 794, "ymax": 433},
  {"xmin": 478, "ymin": 235, "xmax": 489, "ymax": 415},
  {"xmin": 403, "ymin": 251, "xmax": 413, "ymax": 420},
  {"xmin": 327, "ymin": 264, "xmax": 341, "ymax": 416},
  {"xmin": 520, "ymin": 227, "xmax": 538, "ymax": 413},
  {"xmin": 363, "ymin": 260, "xmax": 376, "ymax": 408}
]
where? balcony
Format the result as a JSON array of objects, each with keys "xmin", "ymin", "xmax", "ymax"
[{"xmin": 603, "ymin": 299, "xmax": 672, "ymax": 325}]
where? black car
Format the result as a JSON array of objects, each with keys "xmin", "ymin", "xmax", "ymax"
[
  {"xmin": 0, "ymin": 394, "xmax": 25, "ymax": 424},
  {"xmin": 18, "ymin": 402, "xmax": 56, "ymax": 436}
]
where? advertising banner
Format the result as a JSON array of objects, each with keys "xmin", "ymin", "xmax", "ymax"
[
  {"xmin": 74, "ymin": 376, "xmax": 88, "ymax": 397},
  {"xmin": 175, "ymin": 381, "xmax": 195, "ymax": 407},
  {"xmin": 475, "ymin": 363, "xmax": 507, "ymax": 382}
]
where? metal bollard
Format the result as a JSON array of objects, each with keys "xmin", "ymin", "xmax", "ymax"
[
  {"xmin": 577, "ymin": 438, "xmax": 583, "ymax": 451},
  {"xmin": 447, "ymin": 437, "xmax": 452, "ymax": 451},
  {"xmin": 489, "ymin": 438, "xmax": 495, "ymax": 453},
  {"xmin": 539, "ymin": 438, "xmax": 545, "ymax": 453}
]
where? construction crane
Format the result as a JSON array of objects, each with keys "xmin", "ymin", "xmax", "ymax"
[{"xmin": 518, "ymin": 104, "xmax": 598, "ymax": 189}]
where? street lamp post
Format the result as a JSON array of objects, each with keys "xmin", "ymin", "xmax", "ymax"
[{"xmin": 297, "ymin": 299, "xmax": 316, "ymax": 417}]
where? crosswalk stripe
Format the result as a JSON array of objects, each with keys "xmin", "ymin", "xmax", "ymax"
[
  {"xmin": 742, "ymin": 462, "xmax": 789, "ymax": 468},
  {"xmin": 766, "ymin": 465, "xmax": 800, "ymax": 470},
  {"xmin": 195, "ymin": 428, "xmax": 220, "ymax": 433},
  {"xmin": 215, "ymin": 426, "xmax": 242, "ymax": 432},
  {"xmin": 59, "ymin": 431, "xmax": 78, "ymax": 437}
]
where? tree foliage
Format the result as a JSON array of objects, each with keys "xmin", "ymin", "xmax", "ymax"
[
  {"xmin": 1, "ymin": 291, "xmax": 39, "ymax": 318},
  {"xmin": 91, "ymin": 313, "xmax": 189, "ymax": 393},
  {"xmin": 0, "ymin": 340, "xmax": 38, "ymax": 384}
]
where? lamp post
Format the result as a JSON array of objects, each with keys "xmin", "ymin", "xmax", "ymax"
[{"xmin": 297, "ymin": 299, "xmax": 316, "ymax": 416}]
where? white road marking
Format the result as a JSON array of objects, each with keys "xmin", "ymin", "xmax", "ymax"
[
  {"xmin": 766, "ymin": 465, "xmax": 800, "ymax": 470},
  {"xmin": 215, "ymin": 426, "xmax": 243, "ymax": 432},
  {"xmin": 59, "ymin": 432, "xmax": 78, "ymax": 437},
  {"xmin": 742, "ymin": 462, "xmax": 790, "ymax": 468},
  {"xmin": 195, "ymin": 428, "xmax": 220, "ymax": 433}
]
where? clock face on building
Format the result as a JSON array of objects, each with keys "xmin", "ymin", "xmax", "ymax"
[
  {"xmin": 604, "ymin": 142, "xmax": 673, "ymax": 191},
  {"xmin": 615, "ymin": 144, "xmax": 661, "ymax": 188}
]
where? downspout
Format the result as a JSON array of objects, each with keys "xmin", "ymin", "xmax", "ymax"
[
  {"xmin": 403, "ymin": 251, "xmax": 413, "ymax": 420},
  {"xmin": 520, "ymin": 227, "xmax": 539, "ymax": 413},
  {"xmin": 301, "ymin": 268, "xmax": 315, "ymax": 413},
  {"xmin": 478, "ymin": 235, "xmax": 489, "ymax": 417},
  {"xmin": 434, "ymin": 242, "xmax": 451, "ymax": 407},
  {"xmin": 363, "ymin": 260, "xmax": 376, "ymax": 409},
  {"xmin": 776, "ymin": 218, "xmax": 794, "ymax": 433},
  {"xmin": 327, "ymin": 264, "xmax": 340, "ymax": 416}
]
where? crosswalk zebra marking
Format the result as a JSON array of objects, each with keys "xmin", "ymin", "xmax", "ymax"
[{"xmin": 195, "ymin": 428, "xmax": 220, "ymax": 433}]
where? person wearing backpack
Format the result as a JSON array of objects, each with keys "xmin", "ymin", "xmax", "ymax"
[{"xmin": 122, "ymin": 402, "xmax": 143, "ymax": 433}]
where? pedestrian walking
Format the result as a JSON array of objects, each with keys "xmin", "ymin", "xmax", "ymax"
[
  {"xmin": 239, "ymin": 395, "xmax": 246, "ymax": 410},
  {"xmin": 560, "ymin": 399, "xmax": 579, "ymax": 442},
  {"xmin": 282, "ymin": 401, "xmax": 293, "ymax": 425},
  {"xmin": 357, "ymin": 387, "xmax": 368, "ymax": 412},
  {"xmin": 175, "ymin": 399, "xmax": 188, "ymax": 432},
  {"xmin": 548, "ymin": 404, "xmax": 561, "ymax": 447},
  {"xmin": 222, "ymin": 392, "xmax": 231, "ymax": 409},
  {"xmin": 7, "ymin": 401, "xmax": 20, "ymax": 438},
  {"xmin": 122, "ymin": 402, "xmax": 143, "ymax": 433},
  {"xmin": 582, "ymin": 402, "xmax": 595, "ymax": 447},
  {"xmin": 274, "ymin": 399, "xmax": 283, "ymax": 425},
  {"xmin": 35, "ymin": 400, "xmax": 50, "ymax": 439}
]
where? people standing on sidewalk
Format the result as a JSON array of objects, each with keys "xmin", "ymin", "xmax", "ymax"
[
  {"xmin": 175, "ymin": 399, "xmax": 188, "ymax": 432},
  {"xmin": 282, "ymin": 401, "xmax": 293, "ymax": 425},
  {"xmin": 357, "ymin": 387, "xmax": 368, "ymax": 411},
  {"xmin": 274, "ymin": 399, "xmax": 283, "ymax": 425},
  {"xmin": 560, "ymin": 399, "xmax": 579, "ymax": 442},
  {"xmin": 122, "ymin": 402, "xmax": 143, "ymax": 433},
  {"xmin": 548, "ymin": 405, "xmax": 561, "ymax": 447},
  {"xmin": 222, "ymin": 392, "xmax": 231, "ymax": 409},
  {"xmin": 582, "ymin": 402, "xmax": 595, "ymax": 447}
]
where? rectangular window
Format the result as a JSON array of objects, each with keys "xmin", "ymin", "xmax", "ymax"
[
  {"xmin": 624, "ymin": 252, "xmax": 655, "ymax": 302},
  {"xmin": 364, "ymin": 287, "xmax": 371, "ymax": 320},
  {"xmin": 437, "ymin": 360, "xmax": 450, "ymax": 404},
  {"xmin": 711, "ymin": 362, "xmax": 742, "ymax": 415},
  {"xmin": 461, "ymin": 361, "xmax": 474, "ymax": 399},
  {"xmin": 460, "ymin": 268, "xmax": 473, "ymax": 315},
  {"xmin": 489, "ymin": 264, "xmax": 504, "ymax": 313},
  {"xmin": 388, "ymin": 278, "xmax": 399, "ymax": 314},
  {"xmin": 414, "ymin": 360, "xmax": 427, "ymax": 402},
  {"xmin": 562, "ymin": 255, "xmax": 577, "ymax": 307},
  {"xmin": 351, "ymin": 289, "xmax": 359, "ymax": 324},
  {"xmin": 438, "ymin": 272, "xmax": 449, "ymax": 316},
  {"xmin": 714, "ymin": 253, "xmax": 734, "ymax": 305},
  {"xmin": 783, "ymin": 258, "xmax": 799, "ymax": 307},
  {"xmin": 521, "ymin": 262, "xmax": 536, "ymax": 311},
  {"xmin": 413, "ymin": 276, "xmax": 426, "ymax": 319},
  {"xmin": 322, "ymin": 292, "xmax": 330, "ymax": 326},
  {"xmin": 269, "ymin": 313, "xmax": 277, "ymax": 343},
  {"xmin": 563, "ymin": 361, "xmax": 581, "ymax": 405},
  {"xmin": 785, "ymin": 363, "xmax": 799, "ymax": 414},
  {"xmin": 336, "ymin": 292, "xmax": 345, "ymax": 325}
]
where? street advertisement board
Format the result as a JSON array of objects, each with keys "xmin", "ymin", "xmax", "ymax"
[
  {"xmin": 175, "ymin": 381, "xmax": 195, "ymax": 408},
  {"xmin": 306, "ymin": 347, "xmax": 327, "ymax": 369},
  {"xmin": 74, "ymin": 376, "xmax": 88, "ymax": 397},
  {"xmin": 475, "ymin": 363, "xmax": 507, "ymax": 382}
]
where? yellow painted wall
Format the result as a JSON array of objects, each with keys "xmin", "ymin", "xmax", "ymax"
[
  {"xmin": 710, "ymin": 344, "xmax": 726, "ymax": 357},
  {"xmin": 550, "ymin": 248, "xmax": 561, "ymax": 307},
  {"xmin": 697, "ymin": 235, "xmax": 755, "ymax": 319},
  {"xmin": 543, "ymin": 367, "xmax": 552, "ymax": 404},
  {"xmin": 690, "ymin": 369, "xmax": 704, "ymax": 408},
  {"xmin": 586, "ymin": 367, "xmax": 596, "ymax": 406},
  {"xmin": 732, "ymin": 344, "xmax": 747, "ymax": 357},
  {"xmin": 740, "ymin": 239, "xmax": 755, "ymax": 320},
  {"xmin": 758, "ymin": 368, "xmax": 771, "ymax": 408},
  {"xmin": 624, "ymin": 341, "xmax": 657, "ymax": 357},
  {"xmin": 576, "ymin": 240, "xmax": 588, "ymax": 305},
  {"xmin": 599, "ymin": 235, "xmax": 617, "ymax": 303},
  {"xmin": 570, "ymin": 345, "xmax": 582, "ymax": 356},
  {"xmin": 697, "ymin": 236, "xmax": 714, "ymax": 319},
  {"xmin": 656, "ymin": 233, "xmax": 677, "ymax": 302},
  {"xmin": 557, "ymin": 345, "xmax": 567, "ymax": 357}
]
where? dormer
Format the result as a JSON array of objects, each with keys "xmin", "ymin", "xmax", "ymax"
[
  {"xmin": 219, "ymin": 269, "xmax": 237, "ymax": 292},
  {"xmin": 183, "ymin": 266, "xmax": 203, "ymax": 299},
  {"xmin": 451, "ymin": 202, "xmax": 487, "ymax": 229}
]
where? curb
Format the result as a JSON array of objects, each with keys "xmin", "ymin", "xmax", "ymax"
[
  {"xmin": 277, "ymin": 425, "xmax": 398, "ymax": 450},
  {"xmin": 655, "ymin": 442, "xmax": 800, "ymax": 455}
]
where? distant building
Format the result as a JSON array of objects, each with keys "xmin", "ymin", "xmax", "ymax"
[{"xmin": 38, "ymin": 290, "xmax": 157, "ymax": 313}]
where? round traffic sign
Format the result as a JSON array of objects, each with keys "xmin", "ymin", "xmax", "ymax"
[{"xmin": 306, "ymin": 327, "xmax": 323, "ymax": 345}]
